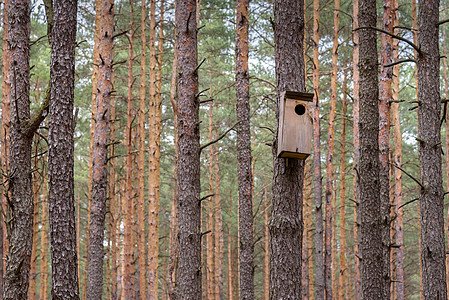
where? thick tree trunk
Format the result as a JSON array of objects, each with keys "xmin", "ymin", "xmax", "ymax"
[
  {"xmin": 270, "ymin": 0, "xmax": 305, "ymax": 299},
  {"xmin": 417, "ymin": 0, "xmax": 447, "ymax": 298},
  {"xmin": 312, "ymin": 0, "xmax": 324, "ymax": 296},
  {"xmin": 4, "ymin": 2, "xmax": 34, "ymax": 298},
  {"xmin": 0, "ymin": 2, "xmax": 10, "ymax": 293},
  {"xmin": 175, "ymin": 0, "xmax": 201, "ymax": 297},
  {"xmin": 358, "ymin": 0, "xmax": 384, "ymax": 298},
  {"xmin": 338, "ymin": 70, "xmax": 348, "ymax": 300},
  {"xmin": 48, "ymin": 0, "xmax": 80, "ymax": 298},
  {"xmin": 235, "ymin": 0, "xmax": 254, "ymax": 299},
  {"xmin": 352, "ymin": 0, "xmax": 361, "ymax": 299}
]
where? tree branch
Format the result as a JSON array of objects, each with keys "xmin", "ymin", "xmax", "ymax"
[
  {"xmin": 389, "ymin": 162, "xmax": 425, "ymax": 190},
  {"xmin": 199, "ymin": 121, "xmax": 240, "ymax": 154},
  {"xmin": 354, "ymin": 26, "xmax": 421, "ymax": 55},
  {"xmin": 24, "ymin": 86, "xmax": 50, "ymax": 138},
  {"xmin": 383, "ymin": 58, "xmax": 416, "ymax": 68}
]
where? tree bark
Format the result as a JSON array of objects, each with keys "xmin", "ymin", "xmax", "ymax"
[
  {"xmin": 4, "ymin": 2, "xmax": 34, "ymax": 298},
  {"xmin": 270, "ymin": 0, "xmax": 305, "ymax": 299},
  {"xmin": 39, "ymin": 165, "xmax": 49, "ymax": 299},
  {"xmin": 235, "ymin": 0, "xmax": 254, "ymax": 299},
  {"xmin": 417, "ymin": 0, "xmax": 447, "ymax": 298},
  {"xmin": 358, "ymin": 0, "xmax": 384, "ymax": 298},
  {"xmin": 48, "ymin": 0, "xmax": 80, "ymax": 298},
  {"xmin": 312, "ymin": 0, "xmax": 324, "ymax": 296},
  {"xmin": 175, "ymin": 0, "xmax": 201, "ymax": 297},
  {"xmin": 352, "ymin": 0, "xmax": 361, "ymax": 298},
  {"xmin": 214, "ymin": 138, "xmax": 224, "ymax": 300},
  {"xmin": 263, "ymin": 187, "xmax": 269, "ymax": 300}
]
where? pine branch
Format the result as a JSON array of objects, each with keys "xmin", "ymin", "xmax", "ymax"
[
  {"xmin": 389, "ymin": 162, "xmax": 425, "ymax": 190},
  {"xmin": 199, "ymin": 121, "xmax": 240, "ymax": 154},
  {"xmin": 383, "ymin": 58, "xmax": 416, "ymax": 68}
]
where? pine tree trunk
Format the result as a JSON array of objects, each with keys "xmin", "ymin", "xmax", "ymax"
[
  {"xmin": 338, "ymin": 70, "xmax": 348, "ymax": 300},
  {"xmin": 358, "ymin": 0, "xmax": 384, "ymax": 298},
  {"xmin": 270, "ymin": 0, "xmax": 305, "ymax": 298},
  {"xmin": 302, "ymin": 164, "xmax": 311, "ymax": 300},
  {"xmin": 48, "ymin": 0, "xmax": 80, "ymax": 298},
  {"xmin": 124, "ymin": 2, "xmax": 136, "ymax": 297},
  {"xmin": 0, "ymin": 2, "xmax": 10, "ymax": 293},
  {"xmin": 175, "ymin": 0, "xmax": 201, "ymax": 297},
  {"xmin": 263, "ymin": 187, "xmax": 269, "ymax": 300},
  {"xmin": 312, "ymin": 0, "xmax": 324, "ymax": 296},
  {"xmin": 417, "ymin": 0, "xmax": 448, "ymax": 298},
  {"xmin": 324, "ymin": 1, "xmax": 339, "ymax": 297},
  {"xmin": 137, "ymin": 0, "xmax": 147, "ymax": 299},
  {"xmin": 392, "ymin": 4, "xmax": 405, "ymax": 295},
  {"xmin": 39, "ymin": 167, "xmax": 49, "ymax": 299},
  {"xmin": 352, "ymin": 1, "xmax": 361, "ymax": 298},
  {"xmin": 227, "ymin": 193, "xmax": 234, "ymax": 300},
  {"xmin": 214, "ymin": 140, "xmax": 224, "ymax": 300},
  {"xmin": 379, "ymin": 0, "xmax": 395, "ymax": 297},
  {"xmin": 167, "ymin": 18, "xmax": 179, "ymax": 299},
  {"xmin": 235, "ymin": 0, "xmax": 254, "ymax": 299},
  {"xmin": 4, "ymin": 2, "xmax": 34, "ymax": 298}
]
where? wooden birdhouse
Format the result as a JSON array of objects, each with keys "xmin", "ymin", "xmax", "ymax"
[{"xmin": 277, "ymin": 91, "xmax": 314, "ymax": 160}]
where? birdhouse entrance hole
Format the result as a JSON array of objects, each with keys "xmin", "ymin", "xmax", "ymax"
[{"xmin": 295, "ymin": 104, "xmax": 306, "ymax": 116}]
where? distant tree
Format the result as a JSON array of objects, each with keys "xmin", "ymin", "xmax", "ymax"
[{"xmin": 270, "ymin": 0, "xmax": 305, "ymax": 298}]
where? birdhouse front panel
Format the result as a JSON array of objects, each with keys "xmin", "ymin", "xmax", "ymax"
[{"xmin": 277, "ymin": 91, "xmax": 314, "ymax": 160}]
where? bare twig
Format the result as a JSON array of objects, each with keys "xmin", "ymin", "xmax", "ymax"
[
  {"xmin": 389, "ymin": 162, "xmax": 425, "ymax": 189},
  {"xmin": 199, "ymin": 121, "xmax": 240, "ymax": 154}
]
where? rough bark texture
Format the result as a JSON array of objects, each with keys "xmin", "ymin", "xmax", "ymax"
[
  {"xmin": 236, "ymin": 0, "xmax": 254, "ymax": 299},
  {"xmin": 48, "ymin": 0, "xmax": 80, "ymax": 298},
  {"xmin": 3, "ymin": 2, "xmax": 34, "ymax": 298},
  {"xmin": 338, "ymin": 70, "xmax": 348, "ymax": 300},
  {"xmin": 358, "ymin": 0, "xmax": 383, "ymax": 298},
  {"xmin": 124, "ymin": 2, "xmax": 135, "ymax": 297},
  {"xmin": 0, "ymin": 2, "xmax": 10, "ymax": 293},
  {"xmin": 175, "ymin": 0, "xmax": 201, "ymax": 298},
  {"xmin": 417, "ymin": 0, "xmax": 447, "ymax": 298},
  {"xmin": 324, "ymin": 1, "xmax": 339, "ymax": 297},
  {"xmin": 137, "ymin": 0, "xmax": 147, "ymax": 299},
  {"xmin": 379, "ymin": 0, "xmax": 395, "ymax": 298},
  {"xmin": 270, "ymin": 0, "xmax": 305, "ymax": 299},
  {"xmin": 312, "ymin": 0, "xmax": 324, "ymax": 296},
  {"xmin": 352, "ymin": 0, "xmax": 361, "ymax": 298},
  {"xmin": 86, "ymin": 0, "xmax": 113, "ymax": 298}
]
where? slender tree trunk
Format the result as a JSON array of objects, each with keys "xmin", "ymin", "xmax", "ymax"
[
  {"xmin": 48, "ymin": 0, "xmax": 80, "ymax": 298},
  {"xmin": 352, "ymin": 1, "xmax": 361, "ymax": 298},
  {"xmin": 312, "ymin": 0, "xmax": 324, "ymax": 296},
  {"xmin": 392, "ymin": 3, "xmax": 404, "ymax": 297},
  {"xmin": 214, "ymin": 145, "xmax": 224, "ymax": 300},
  {"xmin": 39, "ymin": 164, "xmax": 49, "ymax": 299},
  {"xmin": 86, "ymin": 0, "xmax": 113, "ymax": 298},
  {"xmin": 270, "ymin": 0, "xmax": 305, "ymax": 298},
  {"xmin": 324, "ymin": 1, "xmax": 339, "ymax": 297},
  {"xmin": 4, "ymin": 2, "xmax": 35, "ymax": 298},
  {"xmin": 29, "ymin": 134, "xmax": 41, "ymax": 300},
  {"xmin": 137, "ymin": 0, "xmax": 147, "ymax": 299},
  {"xmin": 235, "ymin": 0, "xmax": 254, "ymax": 299},
  {"xmin": 307, "ymin": 180, "xmax": 314, "ymax": 300},
  {"xmin": 175, "ymin": 0, "xmax": 201, "ymax": 297},
  {"xmin": 0, "ymin": 2, "xmax": 10, "ymax": 293},
  {"xmin": 358, "ymin": 0, "xmax": 384, "ymax": 298},
  {"xmin": 338, "ymin": 70, "xmax": 348, "ymax": 300},
  {"xmin": 84, "ymin": 1, "xmax": 101, "ymax": 296},
  {"xmin": 109, "ymin": 70, "xmax": 118, "ymax": 300},
  {"xmin": 263, "ymin": 187, "xmax": 269, "ymax": 300},
  {"xmin": 227, "ymin": 193, "xmax": 234, "ymax": 300},
  {"xmin": 444, "ymin": 6, "xmax": 449, "ymax": 295},
  {"xmin": 379, "ymin": 0, "xmax": 395, "ymax": 297},
  {"xmin": 302, "ymin": 164, "xmax": 311, "ymax": 300},
  {"xmin": 417, "ymin": 1, "xmax": 447, "ymax": 298},
  {"xmin": 124, "ymin": 2, "xmax": 135, "ymax": 297},
  {"xmin": 167, "ymin": 17, "xmax": 178, "ymax": 300}
]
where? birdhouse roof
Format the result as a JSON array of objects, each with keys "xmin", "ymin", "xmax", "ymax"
[{"xmin": 284, "ymin": 91, "xmax": 314, "ymax": 102}]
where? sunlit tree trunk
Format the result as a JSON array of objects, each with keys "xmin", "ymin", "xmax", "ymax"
[
  {"xmin": 338, "ymin": 70, "xmax": 348, "ymax": 300},
  {"xmin": 124, "ymin": 2, "xmax": 136, "ymax": 298},
  {"xmin": 39, "ymin": 164, "xmax": 49, "ymax": 299},
  {"xmin": 263, "ymin": 187, "xmax": 269, "ymax": 300},
  {"xmin": 214, "ymin": 142, "xmax": 224, "ymax": 300},
  {"xmin": 302, "ymin": 164, "xmax": 311, "ymax": 299},
  {"xmin": 227, "ymin": 193, "xmax": 234, "ymax": 300}
]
